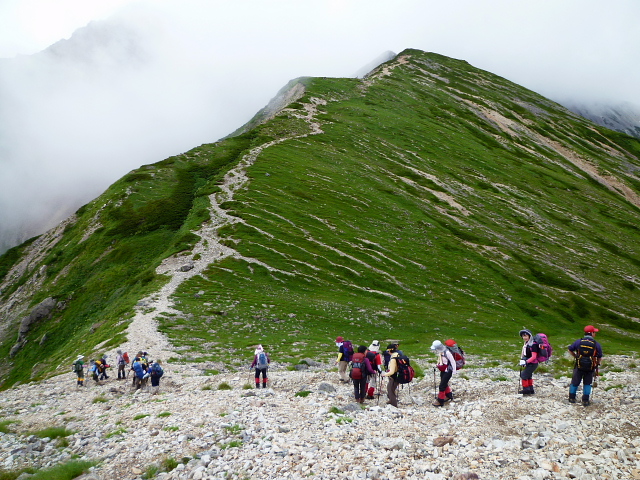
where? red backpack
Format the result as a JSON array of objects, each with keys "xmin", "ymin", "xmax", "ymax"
[
  {"xmin": 349, "ymin": 353, "xmax": 366, "ymax": 380},
  {"xmin": 123, "ymin": 352, "xmax": 130, "ymax": 364}
]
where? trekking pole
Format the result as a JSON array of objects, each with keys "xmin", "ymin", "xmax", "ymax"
[
  {"xmin": 517, "ymin": 365, "xmax": 523, "ymax": 394},
  {"xmin": 433, "ymin": 367, "xmax": 437, "ymax": 400}
]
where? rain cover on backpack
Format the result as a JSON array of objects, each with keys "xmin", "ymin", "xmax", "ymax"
[{"xmin": 393, "ymin": 355, "xmax": 415, "ymax": 384}]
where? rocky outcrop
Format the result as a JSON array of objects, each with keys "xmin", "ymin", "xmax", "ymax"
[
  {"xmin": 0, "ymin": 356, "xmax": 638, "ymax": 479},
  {"xmin": 9, "ymin": 297, "xmax": 57, "ymax": 357}
]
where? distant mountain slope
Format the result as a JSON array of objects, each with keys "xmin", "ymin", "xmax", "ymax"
[
  {"xmin": 1, "ymin": 49, "xmax": 639, "ymax": 389},
  {"xmin": 562, "ymin": 101, "xmax": 640, "ymax": 140}
]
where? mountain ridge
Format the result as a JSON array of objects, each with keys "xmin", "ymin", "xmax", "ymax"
[{"xmin": 1, "ymin": 49, "xmax": 640, "ymax": 390}]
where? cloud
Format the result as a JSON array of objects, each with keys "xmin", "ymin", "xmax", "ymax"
[{"xmin": 1, "ymin": 0, "xmax": 639, "ymax": 252}]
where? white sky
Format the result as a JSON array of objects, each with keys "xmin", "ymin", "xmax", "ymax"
[{"xmin": 1, "ymin": 0, "xmax": 639, "ymax": 251}]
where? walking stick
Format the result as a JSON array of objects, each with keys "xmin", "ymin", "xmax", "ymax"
[
  {"xmin": 518, "ymin": 365, "xmax": 523, "ymax": 393},
  {"xmin": 433, "ymin": 367, "xmax": 437, "ymax": 400}
]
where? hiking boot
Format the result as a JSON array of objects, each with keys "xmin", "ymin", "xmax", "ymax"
[
  {"xmin": 582, "ymin": 395, "xmax": 590, "ymax": 406},
  {"xmin": 432, "ymin": 399, "xmax": 445, "ymax": 407},
  {"xmin": 569, "ymin": 394, "xmax": 577, "ymax": 404},
  {"xmin": 366, "ymin": 395, "xmax": 375, "ymax": 400},
  {"xmin": 445, "ymin": 392, "xmax": 454, "ymax": 402}
]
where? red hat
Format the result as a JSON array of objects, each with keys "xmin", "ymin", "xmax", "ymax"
[
  {"xmin": 335, "ymin": 336, "xmax": 344, "ymax": 342},
  {"xmin": 584, "ymin": 325, "xmax": 599, "ymax": 333},
  {"xmin": 445, "ymin": 339, "xmax": 456, "ymax": 347}
]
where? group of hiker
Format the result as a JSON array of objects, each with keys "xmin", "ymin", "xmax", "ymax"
[
  {"xmin": 72, "ymin": 349, "xmax": 164, "ymax": 394},
  {"xmin": 335, "ymin": 324, "xmax": 603, "ymax": 408},
  {"xmin": 71, "ymin": 325, "xmax": 603, "ymax": 406}
]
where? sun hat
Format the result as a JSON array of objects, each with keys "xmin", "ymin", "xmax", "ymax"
[
  {"xmin": 77, "ymin": 354, "xmax": 84, "ymax": 360},
  {"xmin": 430, "ymin": 340, "xmax": 446, "ymax": 352},
  {"xmin": 584, "ymin": 325, "xmax": 599, "ymax": 333},
  {"xmin": 335, "ymin": 336, "xmax": 344, "ymax": 343},
  {"xmin": 368, "ymin": 340, "xmax": 380, "ymax": 352}
]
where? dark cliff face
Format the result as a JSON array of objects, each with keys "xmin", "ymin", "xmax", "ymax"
[{"xmin": 1, "ymin": 49, "xmax": 640, "ymax": 389}]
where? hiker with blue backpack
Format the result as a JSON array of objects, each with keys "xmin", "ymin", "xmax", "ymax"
[
  {"xmin": 149, "ymin": 360, "xmax": 164, "ymax": 395},
  {"xmin": 251, "ymin": 345, "xmax": 271, "ymax": 388},
  {"xmin": 431, "ymin": 340, "xmax": 457, "ymax": 407},
  {"xmin": 568, "ymin": 325, "xmax": 603, "ymax": 406},
  {"xmin": 335, "ymin": 336, "xmax": 353, "ymax": 383}
]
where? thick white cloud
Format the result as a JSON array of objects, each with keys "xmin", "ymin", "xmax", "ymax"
[{"xmin": 1, "ymin": 0, "xmax": 639, "ymax": 252}]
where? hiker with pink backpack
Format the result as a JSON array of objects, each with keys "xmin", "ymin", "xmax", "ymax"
[
  {"xmin": 431, "ymin": 340, "xmax": 458, "ymax": 407},
  {"xmin": 518, "ymin": 329, "xmax": 552, "ymax": 395}
]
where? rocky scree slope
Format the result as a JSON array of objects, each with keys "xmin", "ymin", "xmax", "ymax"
[{"xmin": 0, "ymin": 356, "xmax": 639, "ymax": 480}]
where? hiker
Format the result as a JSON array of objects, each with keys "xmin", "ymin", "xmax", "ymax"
[
  {"xmin": 568, "ymin": 325, "xmax": 603, "ymax": 406},
  {"xmin": 131, "ymin": 356, "xmax": 146, "ymax": 390},
  {"xmin": 431, "ymin": 340, "xmax": 457, "ymax": 406},
  {"xmin": 383, "ymin": 341, "xmax": 403, "ymax": 370},
  {"xmin": 148, "ymin": 360, "xmax": 164, "ymax": 395},
  {"xmin": 116, "ymin": 349, "xmax": 128, "ymax": 380},
  {"xmin": 250, "ymin": 345, "xmax": 271, "ymax": 388},
  {"xmin": 351, "ymin": 345, "xmax": 376, "ymax": 403},
  {"xmin": 519, "ymin": 329, "xmax": 539, "ymax": 395},
  {"xmin": 381, "ymin": 344, "xmax": 400, "ymax": 407},
  {"xmin": 365, "ymin": 340, "xmax": 383, "ymax": 399},
  {"xmin": 98, "ymin": 354, "xmax": 110, "ymax": 380},
  {"xmin": 72, "ymin": 355, "xmax": 85, "ymax": 387},
  {"xmin": 335, "ymin": 336, "xmax": 352, "ymax": 383},
  {"xmin": 89, "ymin": 359, "xmax": 100, "ymax": 384}
]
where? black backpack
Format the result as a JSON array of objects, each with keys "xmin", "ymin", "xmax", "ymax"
[
  {"xmin": 393, "ymin": 354, "xmax": 415, "ymax": 384},
  {"xmin": 576, "ymin": 337, "xmax": 598, "ymax": 371}
]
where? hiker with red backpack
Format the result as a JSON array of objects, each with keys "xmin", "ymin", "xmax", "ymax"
[
  {"xmin": 350, "ymin": 345, "xmax": 376, "ymax": 403},
  {"xmin": 251, "ymin": 345, "xmax": 271, "ymax": 388},
  {"xmin": 335, "ymin": 336, "xmax": 353, "ymax": 383},
  {"xmin": 431, "ymin": 340, "xmax": 457, "ymax": 406},
  {"xmin": 568, "ymin": 325, "xmax": 603, "ymax": 406},
  {"xmin": 519, "ymin": 329, "xmax": 540, "ymax": 395},
  {"xmin": 116, "ymin": 349, "xmax": 129, "ymax": 380},
  {"xmin": 365, "ymin": 340, "xmax": 383, "ymax": 399}
]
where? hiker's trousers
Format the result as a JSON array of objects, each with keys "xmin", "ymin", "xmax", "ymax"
[
  {"xmin": 571, "ymin": 367, "xmax": 594, "ymax": 387},
  {"xmin": 386, "ymin": 376, "xmax": 399, "ymax": 407},
  {"xmin": 438, "ymin": 369, "xmax": 453, "ymax": 392},
  {"xmin": 255, "ymin": 367, "xmax": 268, "ymax": 381},
  {"xmin": 353, "ymin": 377, "xmax": 367, "ymax": 400},
  {"xmin": 339, "ymin": 361, "xmax": 349, "ymax": 381},
  {"xmin": 520, "ymin": 362, "xmax": 538, "ymax": 380}
]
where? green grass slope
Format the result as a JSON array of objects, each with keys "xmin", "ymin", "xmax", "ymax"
[{"xmin": 1, "ymin": 49, "xmax": 639, "ymax": 387}]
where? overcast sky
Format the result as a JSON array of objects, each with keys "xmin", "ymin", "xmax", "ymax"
[{"xmin": 1, "ymin": 0, "xmax": 639, "ymax": 252}]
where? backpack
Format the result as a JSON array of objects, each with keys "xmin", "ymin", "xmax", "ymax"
[
  {"xmin": 393, "ymin": 354, "xmax": 415, "ymax": 384},
  {"xmin": 122, "ymin": 352, "xmax": 130, "ymax": 364},
  {"xmin": 533, "ymin": 333, "xmax": 552, "ymax": 362},
  {"xmin": 446, "ymin": 345, "xmax": 466, "ymax": 370},
  {"xmin": 73, "ymin": 361, "xmax": 83, "ymax": 373},
  {"xmin": 349, "ymin": 353, "xmax": 366, "ymax": 380},
  {"xmin": 341, "ymin": 341, "xmax": 354, "ymax": 363},
  {"xmin": 256, "ymin": 352, "xmax": 269, "ymax": 369},
  {"xmin": 576, "ymin": 337, "xmax": 598, "ymax": 371},
  {"xmin": 365, "ymin": 351, "xmax": 378, "ymax": 370},
  {"xmin": 151, "ymin": 363, "xmax": 164, "ymax": 377}
]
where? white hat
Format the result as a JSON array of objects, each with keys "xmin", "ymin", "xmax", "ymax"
[
  {"xmin": 254, "ymin": 344, "xmax": 264, "ymax": 355},
  {"xmin": 430, "ymin": 340, "xmax": 446, "ymax": 353},
  {"xmin": 368, "ymin": 340, "xmax": 380, "ymax": 352},
  {"xmin": 77, "ymin": 354, "xmax": 84, "ymax": 360}
]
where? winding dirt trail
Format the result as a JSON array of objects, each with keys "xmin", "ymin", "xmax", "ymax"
[{"xmin": 115, "ymin": 97, "xmax": 327, "ymax": 362}]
